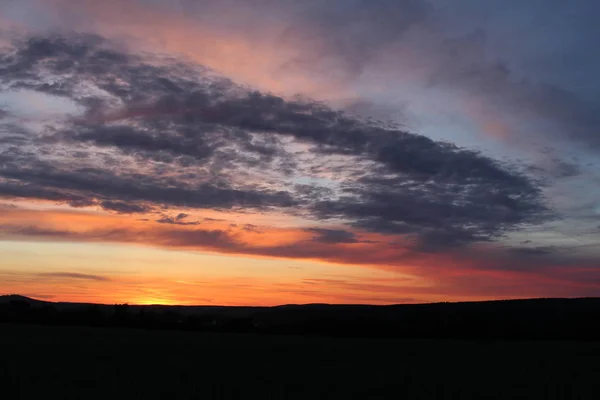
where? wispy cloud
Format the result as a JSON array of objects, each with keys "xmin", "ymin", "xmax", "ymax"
[{"xmin": 37, "ymin": 272, "xmax": 111, "ymax": 282}]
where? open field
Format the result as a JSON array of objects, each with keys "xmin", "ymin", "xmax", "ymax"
[{"xmin": 1, "ymin": 323, "xmax": 600, "ymax": 399}]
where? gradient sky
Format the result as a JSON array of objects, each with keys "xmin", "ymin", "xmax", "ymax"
[{"xmin": 1, "ymin": 0, "xmax": 599, "ymax": 305}]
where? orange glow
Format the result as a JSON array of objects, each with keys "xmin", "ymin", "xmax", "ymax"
[
  {"xmin": 130, "ymin": 297, "xmax": 178, "ymax": 306},
  {"xmin": 42, "ymin": 0, "xmax": 357, "ymax": 101},
  {"xmin": 0, "ymin": 205, "xmax": 405, "ymax": 267},
  {"xmin": 2, "ymin": 203, "xmax": 599, "ymax": 305}
]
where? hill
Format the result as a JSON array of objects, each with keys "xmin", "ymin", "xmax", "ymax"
[
  {"xmin": 2, "ymin": 295, "xmax": 600, "ymax": 340},
  {"xmin": 0, "ymin": 294, "xmax": 50, "ymax": 305}
]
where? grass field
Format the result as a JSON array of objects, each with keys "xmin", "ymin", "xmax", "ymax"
[{"xmin": 1, "ymin": 324, "xmax": 599, "ymax": 399}]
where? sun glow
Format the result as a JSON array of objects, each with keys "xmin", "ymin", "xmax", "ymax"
[{"xmin": 130, "ymin": 297, "xmax": 178, "ymax": 306}]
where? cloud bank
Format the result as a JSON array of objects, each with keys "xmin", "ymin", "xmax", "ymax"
[{"xmin": 0, "ymin": 34, "xmax": 552, "ymax": 254}]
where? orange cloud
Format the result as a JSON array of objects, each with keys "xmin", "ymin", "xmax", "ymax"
[
  {"xmin": 2, "ymin": 206, "xmax": 599, "ymax": 305},
  {"xmin": 41, "ymin": 0, "xmax": 355, "ymax": 101}
]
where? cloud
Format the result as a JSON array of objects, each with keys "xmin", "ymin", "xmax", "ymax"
[
  {"xmin": 1, "ymin": 214, "xmax": 599, "ymax": 301},
  {"xmin": 305, "ymin": 228, "xmax": 361, "ymax": 244},
  {"xmin": 277, "ymin": 0, "xmax": 432, "ymax": 80},
  {"xmin": 507, "ymin": 246, "xmax": 557, "ymax": 257},
  {"xmin": 0, "ymin": 33, "xmax": 553, "ymax": 251},
  {"xmin": 156, "ymin": 213, "xmax": 200, "ymax": 226},
  {"xmin": 0, "ymin": 208, "xmax": 583, "ymax": 273},
  {"xmin": 0, "ymin": 148, "xmax": 297, "ymax": 211},
  {"xmin": 37, "ymin": 272, "xmax": 111, "ymax": 281},
  {"xmin": 100, "ymin": 200, "xmax": 151, "ymax": 214},
  {"xmin": 429, "ymin": 28, "xmax": 600, "ymax": 152},
  {"xmin": 6, "ymin": 0, "xmax": 433, "ymax": 100}
]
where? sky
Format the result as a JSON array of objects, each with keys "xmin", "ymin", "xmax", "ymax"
[{"xmin": 0, "ymin": 0, "xmax": 599, "ymax": 305}]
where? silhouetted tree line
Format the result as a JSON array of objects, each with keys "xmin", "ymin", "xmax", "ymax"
[{"xmin": 2, "ymin": 297, "xmax": 600, "ymax": 341}]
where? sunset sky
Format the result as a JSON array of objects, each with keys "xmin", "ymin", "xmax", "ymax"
[{"xmin": 1, "ymin": 0, "xmax": 599, "ymax": 305}]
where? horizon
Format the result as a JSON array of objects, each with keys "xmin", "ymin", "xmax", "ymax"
[
  {"xmin": 1, "ymin": 0, "xmax": 600, "ymax": 305},
  {"xmin": 3, "ymin": 293, "xmax": 600, "ymax": 309}
]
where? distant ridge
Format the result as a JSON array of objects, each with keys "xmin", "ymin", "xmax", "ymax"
[
  {"xmin": 0, "ymin": 295, "xmax": 49, "ymax": 304},
  {"xmin": 3, "ymin": 294, "xmax": 600, "ymax": 341},
  {"xmin": 2, "ymin": 294, "xmax": 600, "ymax": 308}
]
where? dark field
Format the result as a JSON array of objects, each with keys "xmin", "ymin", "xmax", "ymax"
[{"xmin": 1, "ymin": 324, "xmax": 600, "ymax": 399}]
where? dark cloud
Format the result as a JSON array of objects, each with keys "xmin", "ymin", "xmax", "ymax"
[
  {"xmin": 0, "ymin": 122, "xmax": 31, "ymax": 146},
  {"xmin": 59, "ymin": 124, "xmax": 215, "ymax": 164},
  {"xmin": 551, "ymin": 159, "xmax": 582, "ymax": 179},
  {"xmin": 312, "ymin": 170, "xmax": 548, "ymax": 248},
  {"xmin": 0, "ymin": 152, "xmax": 296, "ymax": 211},
  {"xmin": 156, "ymin": 213, "xmax": 200, "ymax": 226},
  {"xmin": 100, "ymin": 200, "xmax": 151, "ymax": 214},
  {"xmin": 155, "ymin": 227, "xmax": 238, "ymax": 250},
  {"xmin": 242, "ymin": 224, "xmax": 262, "ymax": 233},
  {"xmin": 305, "ymin": 228, "xmax": 360, "ymax": 244},
  {"xmin": 37, "ymin": 272, "xmax": 111, "ymax": 282},
  {"xmin": 68, "ymin": 199, "xmax": 97, "ymax": 208},
  {"xmin": 507, "ymin": 246, "xmax": 557, "ymax": 257},
  {"xmin": 0, "ymin": 33, "xmax": 553, "ymax": 250}
]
